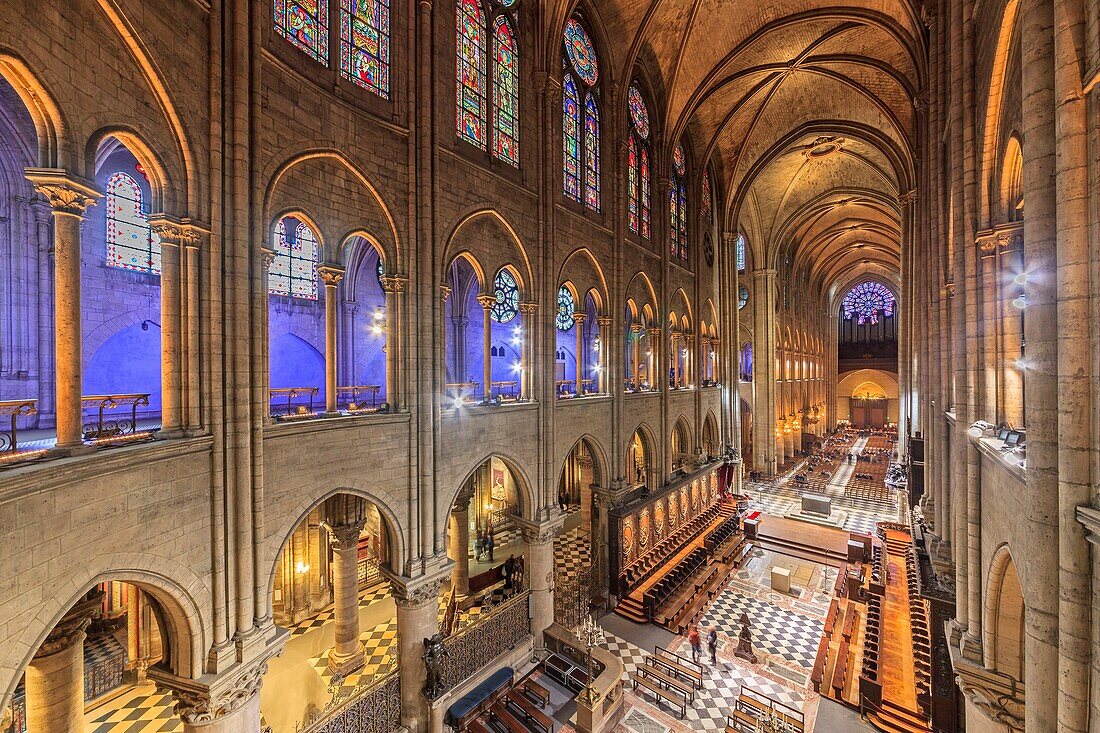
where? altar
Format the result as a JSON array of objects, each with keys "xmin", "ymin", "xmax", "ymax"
[{"xmin": 783, "ymin": 492, "xmax": 848, "ymax": 528}]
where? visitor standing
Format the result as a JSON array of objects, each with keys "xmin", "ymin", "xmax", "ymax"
[
  {"xmin": 688, "ymin": 625, "xmax": 702, "ymax": 664},
  {"xmin": 487, "ymin": 532, "xmax": 495, "ymax": 562},
  {"xmin": 707, "ymin": 628, "xmax": 718, "ymax": 664},
  {"xmin": 503, "ymin": 554, "xmax": 515, "ymax": 589}
]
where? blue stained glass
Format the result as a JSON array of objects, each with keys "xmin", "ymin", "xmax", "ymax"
[
  {"xmin": 274, "ymin": 0, "xmax": 329, "ymax": 64},
  {"xmin": 563, "ymin": 19, "xmax": 598, "ymax": 85},
  {"xmin": 842, "ymin": 281, "xmax": 895, "ymax": 325},
  {"xmin": 490, "ymin": 269, "xmax": 519, "ymax": 323},
  {"xmin": 583, "ymin": 92, "xmax": 600, "ymax": 211},
  {"xmin": 340, "ymin": 0, "xmax": 390, "ymax": 98},
  {"xmin": 457, "ymin": 0, "xmax": 487, "ymax": 148},
  {"xmin": 736, "ymin": 233, "xmax": 746, "ymax": 271},
  {"xmin": 556, "ymin": 286, "xmax": 575, "ymax": 331},
  {"xmin": 270, "ymin": 216, "xmax": 319, "ymax": 300},
  {"xmin": 492, "ymin": 16, "xmax": 519, "ymax": 166},
  {"xmin": 738, "ymin": 285, "xmax": 749, "ymax": 310}
]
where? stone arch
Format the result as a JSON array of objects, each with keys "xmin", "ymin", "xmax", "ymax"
[
  {"xmin": 87, "ymin": 127, "xmax": 178, "ymax": 216},
  {"xmin": 262, "ymin": 149, "xmax": 401, "ymax": 265},
  {"xmin": 671, "ymin": 415, "xmax": 694, "ymax": 460},
  {"xmin": 702, "ymin": 410, "xmax": 720, "ymax": 455},
  {"xmin": 444, "ymin": 452, "xmax": 537, "ymax": 528},
  {"xmin": 557, "ymin": 433, "xmax": 610, "ymax": 489},
  {"xmin": 978, "ymin": 0, "xmax": 1021, "ymax": 224},
  {"xmin": 558, "ymin": 247, "xmax": 610, "ymax": 311},
  {"xmin": 983, "ymin": 544, "xmax": 1025, "ymax": 681},
  {"xmin": 625, "ymin": 421, "xmax": 659, "ymax": 485},
  {"xmin": 4, "ymin": 560, "xmax": 209, "ymax": 714},
  {"xmin": 998, "ymin": 134, "xmax": 1023, "ymax": 221},
  {"xmin": 340, "ymin": 228, "xmax": 395, "ymax": 276},
  {"xmin": 0, "ymin": 48, "xmax": 67, "ymax": 166},
  {"xmin": 444, "ymin": 209, "xmax": 534, "ymax": 294},
  {"xmin": 262, "ymin": 486, "xmax": 408, "ymax": 620}
]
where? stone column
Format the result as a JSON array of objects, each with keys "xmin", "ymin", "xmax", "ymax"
[
  {"xmin": 154, "ymin": 660, "xmax": 270, "ymax": 733},
  {"xmin": 572, "ymin": 312, "xmax": 587, "ymax": 395},
  {"xmin": 449, "ymin": 492, "xmax": 473, "ymax": 597},
  {"xmin": 671, "ymin": 333, "xmax": 681, "ymax": 389},
  {"xmin": 25, "ymin": 170, "xmax": 100, "ymax": 453},
  {"xmin": 127, "ymin": 585, "xmax": 142, "ymax": 678},
  {"xmin": 25, "ymin": 591, "xmax": 102, "ymax": 733},
  {"xmin": 596, "ymin": 316, "xmax": 612, "ymax": 394},
  {"xmin": 182, "ymin": 227, "xmax": 204, "ymax": 433},
  {"xmin": 631, "ymin": 325, "xmax": 643, "ymax": 389},
  {"xmin": 521, "ymin": 521, "xmax": 560, "ymax": 643},
  {"xmin": 477, "ymin": 294, "xmax": 495, "ymax": 400},
  {"xmin": 381, "ymin": 276, "xmax": 408, "ymax": 410},
  {"xmin": 646, "ymin": 328, "xmax": 660, "ymax": 390},
  {"xmin": 326, "ymin": 516, "xmax": 367, "ymax": 675},
  {"xmin": 752, "ymin": 269, "xmax": 778, "ymax": 474},
  {"xmin": 149, "ymin": 218, "xmax": 185, "ymax": 437},
  {"xmin": 519, "ymin": 303, "xmax": 538, "ymax": 400},
  {"xmin": 318, "ymin": 265, "xmax": 346, "ymax": 415},
  {"xmin": 392, "ymin": 576, "xmax": 445, "ymax": 733}
]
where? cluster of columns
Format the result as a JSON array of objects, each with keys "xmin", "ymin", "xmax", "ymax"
[
  {"xmin": 911, "ymin": 0, "xmax": 1096, "ymax": 727},
  {"xmin": 22, "ymin": 168, "xmax": 208, "ymax": 453}
]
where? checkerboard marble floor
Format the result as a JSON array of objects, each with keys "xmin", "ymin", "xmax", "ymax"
[
  {"xmin": 744, "ymin": 477, "xmax": 898, "ymax": 535},
  {"xmin": 307, "ymin": 618, "xmax": 399, "ymax": 695},
  {"xmin": 554, "ymin": 525, "xmax": 592, "ymax": 584},
  {"xmin": 601, "ymin": 630, "xmax": 818, "ymax": 731},
  {"xmin": 87, "ymin": 687, "xmax": 180, "ymax": 733}
]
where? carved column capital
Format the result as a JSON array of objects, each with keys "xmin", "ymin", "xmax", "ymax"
[
  {"xmin": 260, "ymin": 247, "xmax": 277, "ymax": 270},
  {"xmin": 317, "ymin": 264, "xmax": 346, "ymax": 287},
  {"xmin": 476, "ymin": 293, "xmax": 497, "ymax": 311},
  {"xmin": 572, "ymin": 312, "xmax": 587, "ymax": 325},
  {"xmin": 150, "ymin": 216, "xmax": 207, "ymax": 249},
  {"xmin": 152, "ymin": 660, "xmax": 270, "ymax": 725},
  {"xmin": 35, "ymin": 590, "xmax": 103, "ymax": 658},
  {"xmin": 380, "ymin": 274, "xmax": 408, "ymax": 293},
  {"xmin": 596, "ymin": 315, "xmax": 613, "ymax": 328},
  {"xmin": 325, "ymin": 520, "xmax": 365, "ymax": 550},
  {"xmin": 898, "ymin": 189, "xmax": 918, "ymax": 207},
  {"xmin": 24, "ymin": 168, "xmax": 100, "ymax": 217},
  {"xmin": 388, "ymin": 574, "xmax": 445, "ymax": 609},
  {"xmin": 439, "ymin": 284, "xmax": 452, "ymax": 303},
  {"xmin": 518, "ymin": 301, "xmax": 539, "ymax": 315},
  {"xmin": 517, "ymin": 518, "xmax": 562, "ymax": 545}
]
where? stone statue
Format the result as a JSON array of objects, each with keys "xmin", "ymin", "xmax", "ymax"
[
  {"xmin": 734, "ymin": 612, "xmax": 759, "ymax": 663},
  {"xmin": 422, "ymin": 633, "xmax": 450, "ymax": 700}
]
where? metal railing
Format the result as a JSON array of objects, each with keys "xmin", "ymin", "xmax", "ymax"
[
  {"xmin": 431, "ymin": 590, "xmax": 531, "ymax": 699},
  {"xmin": 81, "ymin": 394, "xmax": 152, "ymax": 443},
  {"xmin": 270, "ymin": 386, "xmax": 320, "ymax": 418},
  {"xmin": 0, "ymin": 399, "xmax": 36, "ymax": 453},
  {"xmin": 295, "ymin": 669, "xmax": 400, "ymax": 733}
]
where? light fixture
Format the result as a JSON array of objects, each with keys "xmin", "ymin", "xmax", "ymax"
[
  {"xmin": 1012, "ymin": 294, "xmax": 1027, "ymax": 309},
  {"xmin": 295, "ymin": 561, "xmax": 310, "ymax": 575},
  {"xmin": 1013, "ymin": 272, "xmax": 1028, "ymax": 285}
]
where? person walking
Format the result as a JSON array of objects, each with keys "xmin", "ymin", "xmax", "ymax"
[
  {"xmin": 474, "ymin": 530, "xmax": 484, "ymax": 562},
  {"xmin": 688, "ymin": 625, "xmax": 702, "ymax": 664},
  {"xmin": 486, "ymin": 532, "xmax": 495, "ymax": 562},
  {"xmin": 707, "ymin": 628, "xmax": 718, "ymax": 665}
]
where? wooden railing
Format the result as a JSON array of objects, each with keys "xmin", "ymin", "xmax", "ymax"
[{"xmin": 294, "ymin": 668, "xmax": 400, "ymax": 733}]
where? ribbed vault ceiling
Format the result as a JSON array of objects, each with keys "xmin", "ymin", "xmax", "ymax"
[{"xmin": 568, "ymin": 0, "xmax": 924, "ymax": 300}]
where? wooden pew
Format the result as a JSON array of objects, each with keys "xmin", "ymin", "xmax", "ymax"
[
  {"xmin": 504, "ymin": 690, "xmax": 553, "ymax": 733},
  {"xmin": 641, "ymin": 660, "xmax": 696, "ymax": 703},
  {"xmin": 520, "ymin": 678, "xmax": 550, "ymax": 708},
  {"xmin": 632, "ymin": 672, "xmax": 687, "ymax": 719},
  {"xmin": 652, "ymin": 646, "xmax": 704, "ymax": 689},
  {"xmin": 489, "ymin": 703, "xmax": 528, "ymax": 733}
]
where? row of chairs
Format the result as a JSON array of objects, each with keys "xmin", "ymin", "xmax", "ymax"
[
  {"xmin": 621, "ymin": 505, "xmax": 720, "ymax": 590},
  {"xmin": 703, "ymin": 515, "xmax": 740, "ymax": 553},
  {"xmin": 901, "ymin": 543, "xmax": 933, "ymax": 711},
  {"xmin": 642, "ymin": 547, "xmax": 707, "ymax": 616}
]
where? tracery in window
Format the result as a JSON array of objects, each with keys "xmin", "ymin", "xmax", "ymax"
[
  {"xmin": 490, "ymin": 269, "xmax": 519, "ymax": 323},
  {"xmin": 274, "ymin": 0, "xmax": 330, "ymax": 63},
  {"xmin": 736, "ymin": 232, "xmax": 746, "ymax": 271},
  {"xmin": 626, "ymin": 82, "xmax": 651, "ymax": 237},
  {"xmin": 562, "ymin": 18, "xmax": 599, "ymax": 210},
  {"xmin": 738, "ymin": 285, "xmax": 749, "ymax": 310},
  {"xmin": 340, "ymin": 0, "xmax": 390, "ymax": 97},
  {"xmin": 841, "ymin": 281, "xmax": 895, "ymax": 325},
  {"xmin": 670, "ymin": 141, "xmax": 688, "ymax": 259},
  {"xmin": 556, "ymin": 286, "xmax": 576, "ymax": 331},
  {"xmin": 269, "ymin": 216, "xmax": 320, "ymax": 300},
  {"xmin": 105, "ymin": 172, "xmax": 161, "ymax": 274}
]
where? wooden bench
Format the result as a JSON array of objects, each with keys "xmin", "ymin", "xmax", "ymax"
[
  {"xmin": 732, "ymin": 541, "xmax": 754, "ymax": 567},
  {"xmin": 726, "ymin": 708, "xmax": 759, "ymax": 732},
  {"xmin": 810, "ymin": 635, "xmax": 829, "ymax": 692},
  {"xmin": 632, "ymin": 672, "xmax": 687, "ymax": 719},
  {"xmin": 520, "ymin": 678, "xmax": 550, "ymax": 708},
  {"xmin": 641, "ymin": 660, "xmax": 696, "ymax": 702},
  {"xmin": 466, "ymin": 718, "xmax": 494, "ymax": 733},
  {"xmin": 652, "ymin": 646, "xmax": 704, "ymax": 689},
  {"xmin": 505, "ymin": 690, "xmax": 553, "ymax": 733},
  {"xmin": 489, "ymin": 702, "xmax": 527, "ymax": 733}
]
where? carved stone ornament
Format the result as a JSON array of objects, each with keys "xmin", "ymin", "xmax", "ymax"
[
  {"xmin": 170, "ymin": 662, "xmax": 269, "ymax": 724},
  {"xmin": 392, "ymin": 576, "xmax": 444, "ymax": 608},
  {"xmin": 956, "ymin": 674, "xmax": 1025, "ymax": 731},
  {"xmin": 317, "ymin": 264, "xmax": 346, "ymax": 287},
  {"xmin": 977, "ymin": 235, "xmax": 998, "ymax": 258},
  {"xmin": 520, "ymin": 521, "xmax": 560, "ymax": 545},
  {"xmin": 25, "ymin": 169, "xmax": 100, "ymax": 217},
  {"xmin": 898, "ymin": 189, "xmax": 918, "ymax": 207}
]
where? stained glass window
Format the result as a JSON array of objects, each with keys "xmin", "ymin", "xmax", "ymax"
[
  {"xmin": 274, "ymin": 0, "xmax": 330, "ymax": 63},
  {"xmin": 563, "ymin": 74, "xmax": 581, "ymax": 201},
  {"xmin": 340, "ymin": 0, "xmax": 390, "ymax": 97},
  {"xmin": 738, "ymin": 285, "xmax": 749, "ymax": 310},
  {"xmin": 556, "ymin": 286, "xmax": 575, "ymax": 331},
  {"xmin": 492, "ymin": 16, "xmax": 519, "ymax": 166},
  {"xmin": 671, "ymin": 142, "xmax": 688, "ymax": 259},
  {"xmin": 627, "ymin": 135, "xmax": 639, "ymax": 233},
  {"xmin": 627, "ymin": 82, "xmax": 650, "ymax": 238},
  {"xmin": 563, "ymin": 18, "xmax": 599, "ymax": 211},
  {"xmin": 627, "ymin": 84, "xmax": 649, "ymax": 140},
  {"xmin": 841, "ymin": 281, "xmax": 895, "ymax": 325},
  {"xmin": 736, "ymin": 232, "xmax": 746, "ymax": 271},
  {"xmin": 563, "ymin": 19, "xmax": 598, "ymax": 85},
  {"xmin": 269, "ymin": 216, "xmax": 319, "ymax": 300},
  {"xmin": 105, "ymin": 172, "xmax": 161, "ymax": 274},
  {"xmin": 490, "ymin": 269, "xmax": 519, "ymax": 323},
  {"xmin": 457, "ymin": 0, "xmax": 487, "ymax": 148},
  {"xmin": 583, "ymin": 93, "xmax": 600, "ymax": 211},
  {"xmin": 701, "ymin": 173, "xmax": 712, "ymax": 221}
]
